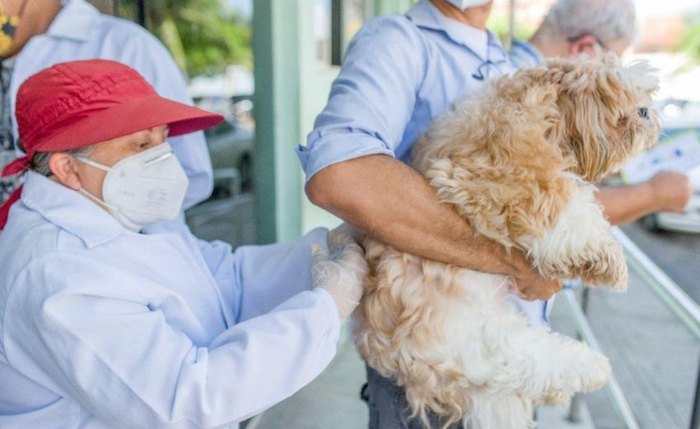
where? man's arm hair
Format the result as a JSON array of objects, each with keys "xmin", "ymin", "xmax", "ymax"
[
  {"xmin": 597, "ymin": 171, "xmax": 692, "ymax": 226},
  {"xmin": 307, "ymin": 154, "xmax": 561, "ymax": 300}
]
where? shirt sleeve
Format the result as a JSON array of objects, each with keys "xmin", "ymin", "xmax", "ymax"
[
  {"xmin": 117, "ymin": 27, "xmax": 214, "ymax": 208},
  {"xmin": 232, "ymin": 227, "xmax": 331, "ymax": 322},
  {"xmin": 3, "ymin": 252, "xmax": 340, "ymax": 428},
  {"xmin": 297, "ymin": 16, "xmax": 427, "ymax": 182},
  {"xmin": 193, "ymin": 226, "xmax": 332, "ymax": 324}
]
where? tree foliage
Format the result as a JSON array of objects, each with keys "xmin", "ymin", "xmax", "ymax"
[
  {"xmin": 119, "ymin": 0, "xmax": 251, "ymax": 77},
  {"xmin": 680, "ymin": 21, "xmax": 700, "ymax": 63}
]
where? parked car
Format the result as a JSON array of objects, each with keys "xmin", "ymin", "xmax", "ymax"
[{"xmin": 204, "ymin": 118, "xmax": 255, "ymax": 197}]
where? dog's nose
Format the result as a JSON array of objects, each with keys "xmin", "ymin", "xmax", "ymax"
[{"xmin": 638, "ymin": 107, "xmax": 649, "ymax": 119}]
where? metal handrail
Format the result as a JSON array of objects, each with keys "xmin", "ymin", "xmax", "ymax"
[
  {"xmin": 611, "ymin": 228, "xmax": 700, "ymax": 429},
  {"xmin": 562, "ymin": 289, "xmax": 641, "ymax": 429},
  {"xmin": 611, "ymin": 227, "xmax": 700, "ymax": 338},
  {"xmin": 567, "ymin": 227, "xmax": 700, "ymax": 429}
]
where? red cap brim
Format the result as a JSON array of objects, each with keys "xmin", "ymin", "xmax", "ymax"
[{"xmin": 34, "ymin": 95, "xmax": 223, "ymax": 153}]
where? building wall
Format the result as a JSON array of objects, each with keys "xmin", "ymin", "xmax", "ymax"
[{"xmin": 253, "ymin": 0, "xmax": 416, "ymax": 242}]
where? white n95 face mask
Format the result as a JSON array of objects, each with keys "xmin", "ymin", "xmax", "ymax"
[
  {"xmin": 446, "ymin": 0, "xmax": 491, "ymax": 10},
  {"xmin": 77, "ymin": 143, "xmax": 189, "ymax": 232}
]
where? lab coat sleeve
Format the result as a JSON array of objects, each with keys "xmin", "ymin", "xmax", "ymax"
[
  {"xmin": 194, "ymin": 227, "xmax": 331, "ymax": 324},
  {"xmin": 3, "ymin": 252, "xmax": 341, "ymax": 428},
  {"xmin": 233, "ymin": 228, "xmax": 331, "ymax": 323},
  {"xmin": 296, "ymin": 16, "xmax": 427, "ymax": 182},
  {"xmin": 115, "ymin": 26, "xmax": 214, "ymax": 208}
]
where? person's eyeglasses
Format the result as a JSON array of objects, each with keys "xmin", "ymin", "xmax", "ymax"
[{"xmin": 472, "ymin": 59, "xmax": 509, "ymax": 81}]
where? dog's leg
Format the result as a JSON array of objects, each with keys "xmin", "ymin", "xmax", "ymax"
[
  {"xmin": 487, "ymin": 325, "xmax": 611, "ymax": 404},
  {"xmin": 463, "ymin": 393, "xmax": 535, "ymax": 429},
  {"xmin": 524, "ymin": 182, "xmax": 628, "ymax": 291}
]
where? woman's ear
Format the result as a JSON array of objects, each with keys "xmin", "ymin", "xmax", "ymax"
[{"xmin": 48, "ymin": 153, "xmax": 82, "ymax": 190}]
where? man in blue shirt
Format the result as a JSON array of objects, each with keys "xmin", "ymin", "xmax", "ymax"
[
  {"xmin": 298, "ymin": 0, "xmax": 561, "ymax": 427},
  {"xmin": 299, "ymin": 0, "xmax": 691, "ymax": 426},
  {"xmin": 510, "ymin": 0, "xmax": 691, "ymax": 223}
]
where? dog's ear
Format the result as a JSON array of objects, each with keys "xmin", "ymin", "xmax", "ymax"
[
  {"xmin": 549, "ymin": 54, "xmax": 640, "ymax": 181},
  {"xmin": 419, "ymin": 67, "xmax": 578, "ymax": 244}
]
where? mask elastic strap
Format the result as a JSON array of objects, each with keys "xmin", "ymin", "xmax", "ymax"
[
  {"xmin": 78, "ymin": 187, "xmax": 114, "ymax": 210},
  {"xmin": 76, "ymin": 156, "xmax": 112, "ymax": 173},
  {"xmin": 78, "ymin": 188, "xmax": 141, "ymax": 232}
]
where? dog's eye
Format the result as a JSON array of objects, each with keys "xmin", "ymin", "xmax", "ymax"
[{"xmin": 638, "ymin": 107, "xmax": 649, "ymax": 119}]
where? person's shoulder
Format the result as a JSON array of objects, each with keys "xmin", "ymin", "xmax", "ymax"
[
  {"xmin": 354, "ymin": 14, "xmax": 426, "ymax": 45},
  {"xmin": 0, "ymin": 213, "xmax": 85, "ymax": 303},
  {"xmin": 509, "ymin": 39, "xmax": 545, "ymax": 68},
  {"xmin": 93, "ymin": 13, "xmax": 164, "ymax": 47},
  {"xmin": 0, "ymin": 211, "xmax": 87, "ymax": 268}
]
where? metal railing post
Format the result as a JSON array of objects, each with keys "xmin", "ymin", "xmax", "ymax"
[
  {"xmin": 568, "ymin": 287, "xmax": 590, "ymax": 423},
  {"xmin": 562, "ymin": 289, "xmax": 641, "ymax": 429},
  {"xmin": 690, "ymin": 355, "xmax": 700, "ymax": 429}
]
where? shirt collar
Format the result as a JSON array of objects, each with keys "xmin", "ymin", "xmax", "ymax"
[
  {"xmin": 406, "ymin": 0, "xmax": 507, "ymax": 62},
  {"xmin": 45, "ymin": 0, "xmax": 99, "ymax": 42},
  {"xmin": 21, "ymin": 171, "xmax": 125, "ymax": 248},
  {"xmin": 511, "ymin": 39, "xmax": 545, "ymax": 65}
]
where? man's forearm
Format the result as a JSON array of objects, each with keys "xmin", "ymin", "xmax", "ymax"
[
  {"xmin": 597, "ymin": 171, "xmax": 692, "ymax": 226},
  {"xmin": 306, "ymin": 155, "xmax": 517, "ymax": 274},
  {"xmin": 596, "ymin": 183, "xmax": 655, "ymax": 226}
]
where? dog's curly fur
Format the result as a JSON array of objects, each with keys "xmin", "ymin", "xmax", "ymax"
[{"xmin": 354, "ymin": 55, "xmax": 660, "ymax": 429}]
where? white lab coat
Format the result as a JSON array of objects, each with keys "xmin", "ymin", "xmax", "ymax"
[
  {"xmin": 10, "ymin": 0, "xmax": 213, "ymax": 208},
  {"xmin": 0, "ymin": 172, "xmax": 341, "ymax": 428}
]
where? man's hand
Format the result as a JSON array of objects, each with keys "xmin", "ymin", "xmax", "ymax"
[
  {"xmin": 648, "ymin": 171, "xmax": 692, "ymax": 213},
  {"xmin": 508, "ymin": 249, "xmax": 562, "ymax": 301}
]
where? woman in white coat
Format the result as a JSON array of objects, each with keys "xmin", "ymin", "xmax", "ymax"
[{"xmin": 0, "ymin": 59, "xmax": 367, "ymax": 429}]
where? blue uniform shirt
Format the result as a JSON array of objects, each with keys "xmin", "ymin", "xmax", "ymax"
[
  {"xmin": 509, "ymin": 39, "xmax": 546, "ymax": 69},
  {"xmin": 297, "ymin": 0, "xmax": 510, "ymax": 181}
]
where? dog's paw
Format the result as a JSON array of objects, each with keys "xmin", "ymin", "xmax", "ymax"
[
  {"xmin": 538, "ymin": 390, "xmax": 571, "ymax": 406},
  {"xmin": 577, "ymin": 351, "xmax": 612, "ymax": 392},
  {"xmin": 580, "ymin": 242, "xmax": 628, "ymax": 291}
]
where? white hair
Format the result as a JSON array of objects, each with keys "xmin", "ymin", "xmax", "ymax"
[{"xmin": 540, "ymin": 0, "xmax": 637, "ymax": 45}]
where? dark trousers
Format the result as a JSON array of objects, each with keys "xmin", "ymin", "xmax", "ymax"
[{"xmin": 362, "ymin": 366, "xmax": 464, "ymax": 429}]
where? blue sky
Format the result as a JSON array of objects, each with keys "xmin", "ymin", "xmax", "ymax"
[{"xmin": 227, "ymin": 0, "xmax": 252, "ymax": 18}]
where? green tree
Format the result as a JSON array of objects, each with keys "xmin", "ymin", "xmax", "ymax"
[
  {"xmin": 680, "ymin": 21, "xmax": 700, "ymax": 63},
  {"xmin": 119, "ymin": 0, "xmax": 251, "ymax": 77}
]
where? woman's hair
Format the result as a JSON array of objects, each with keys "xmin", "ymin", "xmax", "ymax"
[
  {"xmin": 536, "ymin": 0, "xmax": 637, "ymax": 45},
  {"xmin": 30, "ymin": 146, "xmax": 94, "ymax": 177}
]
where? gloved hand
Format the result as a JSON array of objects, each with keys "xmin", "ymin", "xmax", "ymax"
[{"xmin": 313, "ymin": 224, "xmax": 368, "ymax": 321}]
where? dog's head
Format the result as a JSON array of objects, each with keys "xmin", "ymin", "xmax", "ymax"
[{"xmin": 540, "ymin": 54, "xmax": 660, "ymax": 182}]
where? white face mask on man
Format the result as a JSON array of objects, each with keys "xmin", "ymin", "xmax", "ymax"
[
  {"xmin": 445, "ymin": 0, "xmax": 491, "ymax": 10},
  {"xmin": 77, "ymin": 143, "xmax": 189, "ymax": 232}
]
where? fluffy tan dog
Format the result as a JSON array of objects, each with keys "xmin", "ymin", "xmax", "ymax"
[{"xmin": 354, "ymin": 55, "xmax": 660, "ymax": 429}]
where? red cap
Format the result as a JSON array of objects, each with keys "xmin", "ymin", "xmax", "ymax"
[{"xmin": 0, "ymin": 59, "xmax": 224, "ymax": 228}]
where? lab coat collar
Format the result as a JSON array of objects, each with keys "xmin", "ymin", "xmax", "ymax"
[
  {"xmin": 46, "ymin": 0, "xmax": 99, "ymax": 43},
  {"xmin": 406, "ymin": 0, "xmax": 507, "ymax": 62},
  {"xmin": 21, "ymin": 171, "xmax": 125, "ymax": 248}
]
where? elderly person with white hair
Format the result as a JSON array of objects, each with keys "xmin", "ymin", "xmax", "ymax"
[
  {"xmin": 511, "ymin": 0, "xmax": 691, "ymax": 226},
  {"xmin": 0, "ymin": 59, "xmax": 367, "ymax": 429},
  {"xmin": 511, "ymin": 0, "xmax": 637, "ymax": 64}
]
